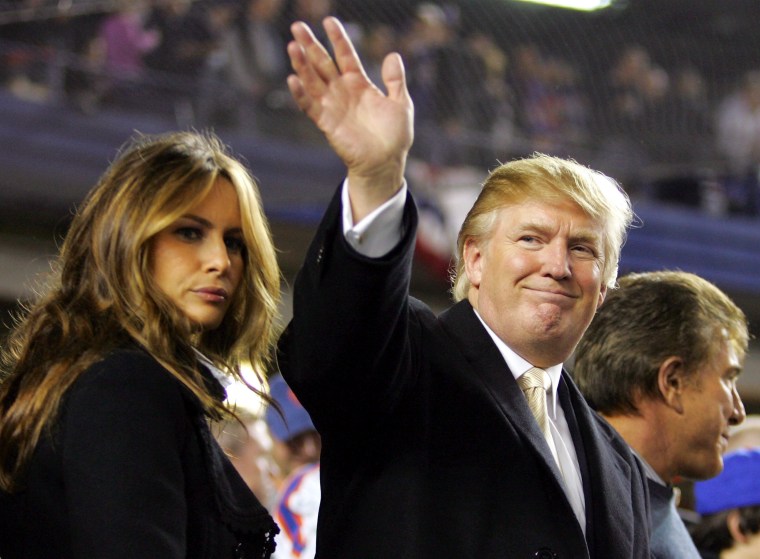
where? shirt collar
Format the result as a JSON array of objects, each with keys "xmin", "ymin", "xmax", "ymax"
[
  {"xmin": 193, "ymin": 348, "xmax": 233, "ymax": 389},
  {"xmin": 630, "ymin": 446, "xmax": 668, "ymax": 486},
  {"xmin": 472, "ymin": 308, "xmax": 563, "ymax": 418}
]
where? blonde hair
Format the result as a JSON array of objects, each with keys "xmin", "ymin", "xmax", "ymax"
[
  {"xmin": 451, "ymin": 153, "xmax": 633, "ymax": 301},
  {"xmin": 0, "ymin": 131, "xmax": 281, "ymax": 490}
]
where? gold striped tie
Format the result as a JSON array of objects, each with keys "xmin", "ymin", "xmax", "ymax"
[{"xmin": 518, "ymin": 367, "xmax": 552, "ymax": 443}]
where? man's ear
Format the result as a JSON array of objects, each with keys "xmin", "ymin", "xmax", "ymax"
[
  {"xmin": 658, "ymin": 356, "xmax": 687, "ymax": 414},
  {"xmin": 727, "ymin": 509, "xmax": 750, "ymax": 544},
  {"xmin": 596, "ymin": 283, "xmax": 607, "ymax": 309},
  {"xmin": 463, "ymin": 238, "xmax": 483, "ymax": 289}
]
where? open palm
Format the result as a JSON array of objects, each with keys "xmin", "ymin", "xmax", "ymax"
[{"xmin": 287, "ymin": 18, "xmax": 414, "ymax": 192}]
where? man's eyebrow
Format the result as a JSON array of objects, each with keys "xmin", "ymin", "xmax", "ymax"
[
  {"xmin": 515, "ymin": 222, "xmax": 601, "ymax": 243},
  {"xmin": 513, "ymin": 221, "xmax": 551, "ymax": 234},
  {"xmin": 569, "ymin": 231, "xmax": 602, "ymax": 245}
]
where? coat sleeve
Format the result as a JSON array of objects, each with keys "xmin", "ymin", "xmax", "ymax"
[
  {"xmin": 280, "ymin": 184, "xmax": 421, "ymax": 435},
  {"xmin": 60, "ymin": 350, "xmax": 189, "ymax": 558}
]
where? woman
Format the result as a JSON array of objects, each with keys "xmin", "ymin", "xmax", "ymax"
[{"xmin": 0, "ymin": 130, "xmax": 282, "ymax": 558}]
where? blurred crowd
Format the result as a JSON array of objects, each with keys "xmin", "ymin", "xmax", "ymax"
[{"xmin": 3, "ymin": 0, "xmax": 760, "ymax": 215}]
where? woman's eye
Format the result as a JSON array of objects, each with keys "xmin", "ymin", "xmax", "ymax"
[
  {"xmin": 225, "ymin": 236, "xmax": 246, "ymax": 254},
  {"xmin": 175, "ymin": 227, "xmax": 202, "ymax": 241}
]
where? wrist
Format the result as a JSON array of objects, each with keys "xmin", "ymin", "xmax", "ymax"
[{"xmin": 346, "ymin": 157, "xmax": 406, "ymax": 222}]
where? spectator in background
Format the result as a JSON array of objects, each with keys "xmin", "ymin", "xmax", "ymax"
[
  {"xmin": 466, "ymin": 31, "xmax": 516, "ymax": 158},
  {"xmin": 508, "ymin": 44, "xmax": 590, "ymax": 157},
  {"xmin": 400, "ymin": 2, "xmax": 457, "ymax": 162},
  {"xmin": 668, "ymin": 66, "xmax": 713, "ymax": 159},
  {"xmin": 573, "ymin": 270, "xmax": 749, "ymax": 559},
  {"xmin": 215, "ymin": 410, "xmax": 281, "ymax": 509},
  {"xmin": 454, "ymin": 30, "xmax": 518, "ymax": 166},
  {"xmin": 605, "ymin": 44, "xmax": 652, "ymax": 132},
  {"xmin": 87, "ymin": 0, "xmax": 159, "ymax": 109},
  {"xmin": 592, "ymin": 44, "xmax": 656, "ymax": 191},
  {"xmin": 715, "ymin": 70, "xmax": 760, "ymax": 215},
  {"xmin": 265, "ymin": 374, "xmax": 320, "ymax": 559},
  {"xmin": 95, "ymin": 0, "xmax": 159, "ymax": 79},
  {"xmin": 691, "ymin": 449, "xmax": 760, "ymax": 559},
  {"xmin": 509, "ymin": 43, "xmax": 545, "ymax": 144},
  {"xmin": 634, "ymin": 64, "xmax": 713, "ymax": 170},
  {"xmin": 638, "ymin": 63, "xmax": 670, "ymax": 128},
  {"xmin": 144, "ymin": 0, "xmax": 215, "ymax": 79},
  {"xmin": 139, "ymin": 0, "xmax": 222, "ymax": 123},
  {"xmin": 188, "ymin": 0, "xmax": 240, "ymax": 127},
  {"xmin": 530, "ymin": 55, "xmax": 589, "ymax": 155},
  {"xmin": 217, "ymin": 0, "xmax": 289, "ymax": 132}
]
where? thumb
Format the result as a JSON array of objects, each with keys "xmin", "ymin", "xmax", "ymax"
[{"xmin": 382, "ymin": 52, "xmax": 411, "ymax": 104}]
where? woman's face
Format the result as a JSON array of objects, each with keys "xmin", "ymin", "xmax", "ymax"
[{"xmin": 149, "ymin": 178, "xmax": 245, "ymax": 331}]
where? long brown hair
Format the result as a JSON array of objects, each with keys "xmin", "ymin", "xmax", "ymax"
[{"xmin": 0, "ymin": 131, "xmax": 281, "ymax": 491}]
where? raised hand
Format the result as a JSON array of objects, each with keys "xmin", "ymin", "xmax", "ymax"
[{"xmin": 287, "ymin": 17, "xmax": 414, "ymax": 221}]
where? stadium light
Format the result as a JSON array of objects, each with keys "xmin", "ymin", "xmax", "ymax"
[{"xmin": 512, "ymin": 0, "xmax": 614, "ymax": 11}]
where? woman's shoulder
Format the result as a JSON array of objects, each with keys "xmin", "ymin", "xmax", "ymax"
[
  {"xmin": 66, "ymin": 347, "xmax": 190, "ymax": 419},
  {"xmin": 79, "ymin": 347, "xmax": 176, "ymax": 390}
]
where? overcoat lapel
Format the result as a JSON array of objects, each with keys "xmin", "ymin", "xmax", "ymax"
[
  {"xmin": 439, "ymin": 300, "xmax": 567, "ymax": 492},
  {"xmin": 558, "ymin": 377, "xmax": 595, "ymax": 551},
  {"xmin": 562, "ymin": 375, "xmax": 638, "ymax": 557}
]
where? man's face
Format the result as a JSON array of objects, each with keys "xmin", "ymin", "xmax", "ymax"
[
  {"xmin": 464, "ymin": 197, "xmax": 607, "ymax": 367},
  {"xmin": 676, "ymin": 337, "xmax": 745, "ymax": 480}
]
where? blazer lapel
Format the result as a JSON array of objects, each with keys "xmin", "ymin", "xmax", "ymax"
[{"xmin": 439, "ymin": 301, "xmax": 567, "ymax": 489}]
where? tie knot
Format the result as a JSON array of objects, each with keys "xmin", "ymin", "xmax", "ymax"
[{"xmin": 518, "ymin": 367, "xmax": 550, "ymax": 393}]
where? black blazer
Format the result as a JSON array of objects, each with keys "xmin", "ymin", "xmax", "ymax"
[
  {"xmin": 278, "ymin": 186, "xmax": 651, "ymax": 558},
  {"xmin": 0, "ymin": 347, "xmax": 278, "ymax": 559}
]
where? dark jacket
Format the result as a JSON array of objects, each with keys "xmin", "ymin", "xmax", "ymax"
[
  {"xmin": 278, "ymin": 186, "xmax": 651, "ymax": 558},
  {"xmin": 0, "ymin": 347, "xmax": 278, "ymax": 559}
]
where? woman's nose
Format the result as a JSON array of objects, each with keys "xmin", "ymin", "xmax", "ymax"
[{"xmin": 203, "ymin": 236, "xmax": 231, "ymax": 274}]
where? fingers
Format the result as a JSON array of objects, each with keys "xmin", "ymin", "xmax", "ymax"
[
  {"xmin": 286, "ymin": 17, "xmax": 413, "ymax": 123},
  {"xmin": 323, "ymin": 16, "xmax": 366, "ymax": 77},
  {"xmin": 286, "ymin": 74, "xmax": 308, "ymax": 112},
  {"xmin": 286, "ymin": 40, "xmax": 317, "ymax": 115},
  {"xmin": 290, "ymin": 20, "xmax": 339, "ymax": 86}
]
